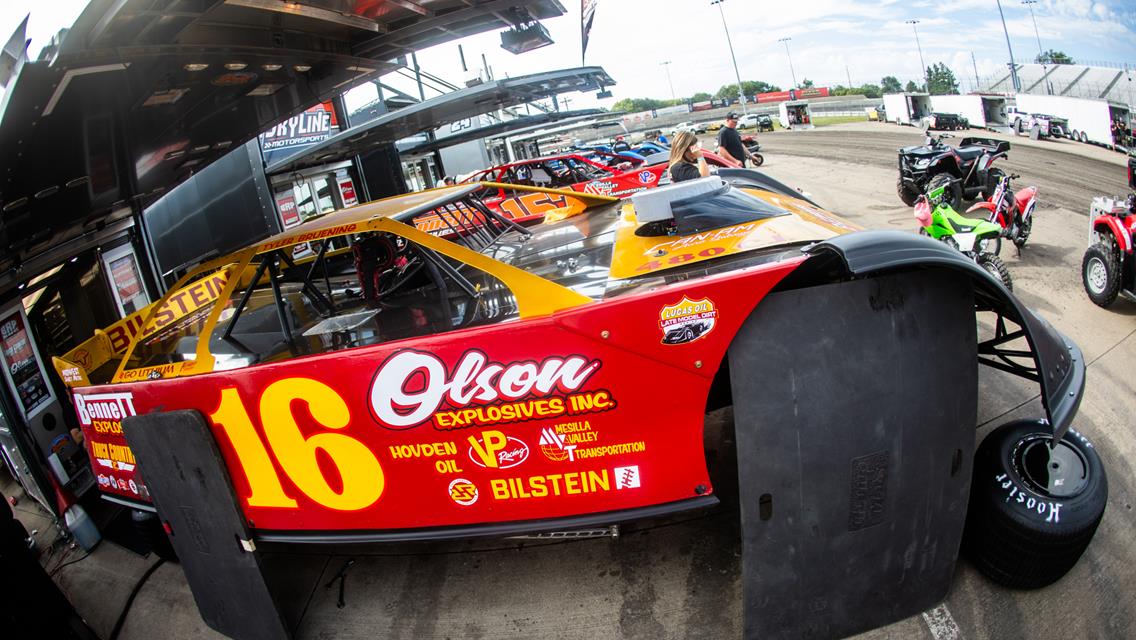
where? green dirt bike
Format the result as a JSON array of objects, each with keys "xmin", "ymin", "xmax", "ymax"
[{"xmin": 914, "ymin": 184, "xmax": 1013, "ymax": 290}]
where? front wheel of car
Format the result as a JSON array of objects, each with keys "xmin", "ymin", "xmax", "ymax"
[
  {"xmin": 977, "ymin": 252, "xmax": 1012, "ymax": 290},
  {"xmin": 1082, "ymin": 243, "xmax": 1121, "ymax": 307},
  {"xmin": 896, "ymin": 178, "xmax": 920, "ymax": 207},
  {"xmin": 1014, "ymin": 119, "xmax": 1023, "ymax": 134},
  {"xmin": 962, "ymin": 420, "xmax": 1107, "ymax": 589}
]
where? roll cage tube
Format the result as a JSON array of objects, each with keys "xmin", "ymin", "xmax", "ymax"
[{"xmin": 805, "ymin": 230, "xmax": 1085, "ymax": 443}]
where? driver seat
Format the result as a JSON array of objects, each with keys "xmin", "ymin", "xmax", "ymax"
[{"xmin": 953, "ymin": 147, "xmax": 985, "ymax": 165}]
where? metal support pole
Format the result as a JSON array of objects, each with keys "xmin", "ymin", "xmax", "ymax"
[
  {"xmin": 661, "ymin": 61, "xmax": 676, "ymax": 102},
  {"xmin": 996, "ymin": 0, "xmax": 1021, "ymax": 92},
  {"xmin": 906, "ymin": 20, "xmax": 928, "ymax": 92},
  {"xmin": 778, "ymin": 38, "xmax": 797, "ymax": 90},
  {"xmin": 711, "ymin": 0, "xmax": 747, "ymax": 114},
  {"xmin": 971, "ymin": 51, "xmax": 981, "ymax": 91},
  {"xmin": 1023, "ymin": 1, "xmax": 1049, "ymax": 94}
]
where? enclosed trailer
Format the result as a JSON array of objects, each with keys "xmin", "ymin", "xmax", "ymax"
[
  {"xmin": 778, "ymin": 100, "xmax": 814, "ymax": 130},
  {"xmin": 883, "ymin": 92, "xmax": 933, "ymax": 126},
  {"xmin": 1015, "ymin": 94, "xmax": 1131, "ymax": 148},
  {"xmin": 930, "ymin": 94, "xmax": 1009, "ymax": 131}
]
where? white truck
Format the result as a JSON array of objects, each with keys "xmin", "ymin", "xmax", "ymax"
[
  {"xmin": 1014, "ymin": 94, "xmax": 1130, "ymax": 148},
  {"xmin": 882, "ymin": 92, "xmax": 932, "ymax": 126}
]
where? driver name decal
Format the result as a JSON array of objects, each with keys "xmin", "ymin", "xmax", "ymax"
[{"xmin": 369, "ymin": 350, "xmax": 614, "ymax": 430}]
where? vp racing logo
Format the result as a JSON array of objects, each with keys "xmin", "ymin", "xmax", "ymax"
[{"xmin": 368, "ymin": 350, "xmax": 612, "ymax": 431}]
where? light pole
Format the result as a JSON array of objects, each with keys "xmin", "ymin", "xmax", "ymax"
[
  {"xmin": 778, "ymin": 37, "xmax": 797, "ymax": 89},
  {"xmin": 1022, "ymin": 0, "xmax": 1050, "ymax": 94},
  {"xmin": 905, "ymin": 20, "xmax": 928, "ymax": 92},
  {"xmin": 710, "ymin": 0, "xmax": 747, "ymax": 114},
  {"xmin": 660, "ymin": 61, "xmax": 676, "ymax": 102},
  {"xmin": 996, "ymin": 0, "xmax": 1021, "ymax": 92}
]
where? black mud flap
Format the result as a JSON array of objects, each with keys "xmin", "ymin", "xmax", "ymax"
[
  {"xmin": 807, "ymin": 230, "xmax": 1085, "ymax": 443},
  {"xmin": 122, "ymin": 410, "xmax": 290, "ymax": 640},
  {"xmin": 729, "ymin": 270, "xmax": 976, "ymax": 639}
]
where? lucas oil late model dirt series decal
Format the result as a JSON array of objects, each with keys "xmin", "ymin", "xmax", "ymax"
[{"xmin": 659, "ymin": 297, "xmax": 718, "ymax": 345}]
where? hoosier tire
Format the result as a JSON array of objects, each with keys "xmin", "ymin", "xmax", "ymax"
[
  {"xmin": 977, "ymin": 253, "xmax": 1012, "ymax": 290},
  {"xmin": 962, "ymin": 420, "xmax": 1107, "ymax": 589}
]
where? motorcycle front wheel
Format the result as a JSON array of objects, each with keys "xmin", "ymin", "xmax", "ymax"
[
  {"xmin": 750, "ymin": 153, "xmax": 764, "ymax": 167},
  {"xmin": 977, "ymin": 235, "xmax": 1002, "ymax": 256},
  {"xmin": 977, "ymin": 253, "xmax": 1013, "ymax": 290}
]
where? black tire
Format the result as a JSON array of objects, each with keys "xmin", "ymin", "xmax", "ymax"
[
  {"xmin": 1080, "ymin": 131, "xmax": 1089, "ymax": 144},
  {"xmin": 1029, "ymin": 125, "xmax": 1041, "ymax": 141},
  {"xmin": 984, "ymin": 168, "xmax": 1006, "ymax": 200},
  {"xmin": 977, "ymin": 252, "xmax": 1012, "ymax": 290},
  {"xmin": 963, "ymin": 420, "xmax": 1107, "ymax": 589},
  {"xmin": 751, "ymin": 153, "xmax": 764, "ymax": 167},
  {"xmin": 977, "ymin": 234, "xmax": 1002, "ymax": 257},
  {"xmin": 1081, "ymin": 242, "xmax": 1121, "ymax": 307},
  {"xmin": 1012, "ymin": 214, "xmax": 1032, "ymax": 248},
  {"xmin": 1014, "ymin": 119, "xmax": 1023, "ymax": 134},
  {"xmin": 131, "ymin": 509, "xmax": 179, "ymax": 562},
  {"xmin": 896, "ymin": 178, "xmax": 920, "ymax": 207},
  {"xmin": 927, "ymin": 172, "xmax": 961, "ymax": 211}
]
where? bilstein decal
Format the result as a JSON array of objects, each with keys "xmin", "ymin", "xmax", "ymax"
[
  {"xmin": 659, "ymin": 297, "xmax": 718, "ymax": 345},
  {"xmin": 369, "ymin": 350, "xmax": 612, "ymax": 431}
]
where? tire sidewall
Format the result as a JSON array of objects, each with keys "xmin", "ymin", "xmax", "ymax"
[{"xmin": 973, "ymin": 420, "xmax": 1106, "ymax": 539}]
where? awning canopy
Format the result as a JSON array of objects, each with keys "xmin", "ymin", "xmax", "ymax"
[
  {"xmin": 266, "ymin": 66, "xmax": 615, "ymax": 174},
  {"xmin": 397, "ymin": 108, "xmax": 604, "ymax": 156},
  {"xmin": 0, "ymin": 0, "xmax": 565, "ymax": 298}
]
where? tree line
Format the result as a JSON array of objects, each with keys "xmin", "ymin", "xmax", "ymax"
[{"xmin": 610, "ymin": 51, "xmax": 1075, "ymax": 112}]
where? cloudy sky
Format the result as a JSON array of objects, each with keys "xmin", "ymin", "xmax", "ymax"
[{"xmin": 3, "ymin": 0, "xmax": 1133, "ymax": 112}]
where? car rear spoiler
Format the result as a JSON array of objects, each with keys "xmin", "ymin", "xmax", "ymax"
[{"xmin": 806, "ymin": 230, "xmax": 1084, "ymax": 442}]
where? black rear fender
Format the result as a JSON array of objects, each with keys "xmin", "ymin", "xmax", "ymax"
[{"xmin": 797, "ymin": 230, "xmax": 1084, "ymax": 441}]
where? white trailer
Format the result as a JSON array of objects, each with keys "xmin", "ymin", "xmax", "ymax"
[
  {"xmin": 882, "ymin": 92, "xmax": 932, "ymax": 126},
  {"xmin": 778, "ymin": 101, "xmax": 814, "ymax": 130},
  {"xmin": 1014, "ymin": 94, "xmax": 1131, "ymax": 148},
  {"xmin": 929, "ymin": 94, "xmax": 1009, "ymax": 131}
]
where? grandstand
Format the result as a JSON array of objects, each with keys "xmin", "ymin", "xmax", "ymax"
[{"xmin": 981, "ymin": 63, "xmax": 1134, "ymax": 105}]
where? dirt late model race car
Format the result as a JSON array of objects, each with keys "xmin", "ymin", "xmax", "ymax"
[{"xmin": 54, "ymin": 171, "xmax": 1091, "ymax": 639}]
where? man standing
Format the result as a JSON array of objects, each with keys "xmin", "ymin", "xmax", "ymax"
[{"xmin": 717, "ymin": 111, "xmax": 759, "ymax": 167}]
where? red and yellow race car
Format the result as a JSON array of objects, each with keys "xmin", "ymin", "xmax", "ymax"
[{"xmin": 53, "ymin": 170, "xmax": 1093, "ymax": 637}]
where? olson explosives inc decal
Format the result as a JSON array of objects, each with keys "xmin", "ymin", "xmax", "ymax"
[
  {"xmin": 368, "ymin": 350, "xmax": 614, "ymax": 431},
  {"xmin": 659, "ymin": 297, "xmax": 718, "ymax": 345}
]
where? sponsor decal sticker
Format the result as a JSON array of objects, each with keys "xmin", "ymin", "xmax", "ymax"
[
  {"xmin": 638, "ymin": 170, "xmax": 657, "ymax": 185},
  {"xmin": 538, "ymin": 420, "xmax": 646, "ymax": 462},
  {"xmin": 467, "ymin": 430, "xmax": 529, "ymax": 469},
  {"xmin": 368, "ymin": 350, "xmax": 614, "ymax": 431},
  {"xmin": 448, "ymin": 478, "xmax": 479, "ymax": 506},
  {"xmin": 489, "ymin": 470, "xmax": 612, "ymax": 500},
  {"xmin": 615, "ymin": 465, "xmax": 641, "ymax": 490},
  {"xmin": 659, "ymin": 297, "xmax": 718, "ymax": 345}
]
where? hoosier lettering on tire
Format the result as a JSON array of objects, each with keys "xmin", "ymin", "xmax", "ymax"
[{"xmin": 962, "ymin": 420, "xmax": 1107, "ymax": 589}]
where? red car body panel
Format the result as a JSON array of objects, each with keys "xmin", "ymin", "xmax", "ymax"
[{"xmin": 73, "ymin": 258, "xmax": 803, "ymax": 532}]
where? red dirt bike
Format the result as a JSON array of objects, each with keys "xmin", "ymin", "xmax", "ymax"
[{"xmin": 965, "ymin": 171, "xmax": 1038, "ymax": 254}]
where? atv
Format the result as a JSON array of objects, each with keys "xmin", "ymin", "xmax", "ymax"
[
  {"xmin": 1082, "ymin": 154, "xmax": 1136, "ymax": 307},
  {"xmin": 897, "ymin": 132, "xmax": 1010, "ymax": 210}
]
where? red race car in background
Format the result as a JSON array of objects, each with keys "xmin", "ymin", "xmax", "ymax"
[{"xmin": 413, "ymin": 151, "xmax": 739, "ymax": 235}]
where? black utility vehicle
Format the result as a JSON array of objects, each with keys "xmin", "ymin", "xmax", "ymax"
[
  {"xmin": 897, "ymin": 133, "xmax": 1010, "ymax": 209},
  {"xmin": 926, "ymin": 112, "xmax": 969, "ymax": 130}
]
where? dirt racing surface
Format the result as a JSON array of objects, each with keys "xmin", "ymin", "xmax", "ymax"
[{"xmin": 48, "ymin": 123, "xmax": 1136, "ymax": 640}]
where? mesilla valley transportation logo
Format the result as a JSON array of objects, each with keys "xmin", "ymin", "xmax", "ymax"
[{"xmin": 659, "ymin": 297, "xmax": 718, "ymax": 345}]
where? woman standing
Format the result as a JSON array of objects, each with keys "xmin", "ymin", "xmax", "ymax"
[{"xmin": 668, "ymin": 131, "xmax": 710, "ymax": 183}]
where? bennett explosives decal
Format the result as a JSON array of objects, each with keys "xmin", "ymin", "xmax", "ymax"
[
  {"xmin": 467, "ymin": 430, "xmax": 529, "ymax": 469},
  {"xmin": 368, "ymin": 350, "xmax": 612, "ymax": 431},
  {"xmin": 75, "ymin": 392, "xmax": 140, "ymax": 471},
  {"xmin": 659, "ymin": 297, "xmax": 718, "ymax": 345}
]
